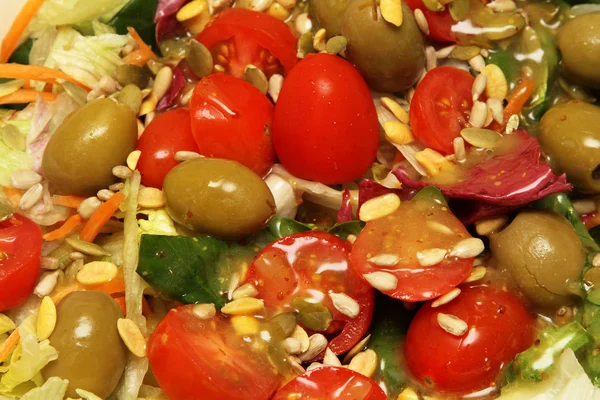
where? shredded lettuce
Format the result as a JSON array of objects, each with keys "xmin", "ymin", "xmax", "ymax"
[
  {"xmin": 0, "ymin": 315, "xmax": 16, "ymax": 336},
  {"xmin": 29, "ymin": 0, "xmax": 131, "ymax": 31},
  {"xmin": 19, "ymin": 377, "xmax": 68, "ymax": 400},
  {"xmin": 75, "ymin": 388, "xmax": 103, "ymax": 400},
  {"xmin": 0, "ymin": 134, "xmax": 33, "ymax": 187},
  {"xmin": 138, "ymin": 209, "xmax": 177, "ymax": 236}
]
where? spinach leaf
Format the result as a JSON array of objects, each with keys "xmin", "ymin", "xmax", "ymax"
[
  {"xmin": 268, "ymin": 218, "xmax": 313, "ymax": 239},
  {"xmin": 8, "ymin": 39, "xmax": 33, "ymax": 65},
  {"xmin": 328, "ymin": 221, "xmax": 365, "ymax": 239},
  {"xmin": 412, "ymin": 186, "xmax": 448, "ymax": 206},
  {"xmin": 108, "ymin": 0, "xmax": 159, "ymax": 53}
]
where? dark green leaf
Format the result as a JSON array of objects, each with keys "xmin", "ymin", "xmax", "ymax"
[
  {"xmin": 8, "ymin": 39, "xmax": 33, "ymax": 65},
  {"xmin": 268, "ymin": 217, "xmax": 313, "ymax": 239},
  {"xmin": 108, "ymin": 0, "xmax": 159, "ymax": 53},
  {"xmin": 412, "ymin": 186, "xmax": 448, "ymax": 206},
  {"xmin": 292, "ymin": 297, "xmax": 333, "ymax": 332},
  {"xmin": 328, "ymin": 221, "xmax": 365, "ymax": 239}
]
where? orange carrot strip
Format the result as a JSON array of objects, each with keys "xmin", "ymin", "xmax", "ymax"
[
  {"xmin": 0, "ymin": 90, "xmax": 58, "ymax": 105},
  {"xmin": 89, "ymin": 276, "xmax": 126, "ymax": 295},
  {"xmin": 42, "ymin": 214, "xmax": 84, "ymax": 241},
  {"xmin": 79, "ymin": 192, "xmax": 126, "ymax": 243},
  {"xmin": 586, "ymin": 213, "xmax": 600, "ymax": 230},
  {"xmin": 489, "ymin": 78, "xmax": 535, "ymax": 132},
  {"xmin": 50, "ymin": 284, "xmax": 79, "ymax": 304},
  {"xmin": 123, "ymin": 27, "xmax": 157, "ymax": 67},
  {"xmin": 3, "ymin": 187, "xmax": 23, "ymax": 208},
  {"xmin": 51, "ymin": 195, "xmax": 87, "ymax": 209},
  {"xmin": 142, "ymin": 296, "xmax": 153, "ymax": 316},
  {"xmin": 0, "ymin": 64, "xmax": 91, "ymax": 91},
  {"xmin": 113, "ymin": 296, "xmax": 127, "ymax": 315},
  {"xmin": 0, "ymin": 0, "xmax": 46, "ymax": 63},
  {"xmin": 112, "ymin": 295, "xmax": 152, "ymax": 316},
  {"xmin": 0, "ymin": 328, "xmax": 20, "ymax": 363}
]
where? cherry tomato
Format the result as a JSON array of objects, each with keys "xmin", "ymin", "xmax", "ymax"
[
  {"xmin": 190, "ymin": 73, "xmax": 275, "ymax": 176},
  {"xmin": 272, "ymin": 53, "xmax": 379, "ymax": 184},
  {"xmin": 148, "ymin": 306, "xmax": 280, "ymax": 400},
  {"xmin": 136, "ymin": 109, "xmax": 199, "ymax": 189},
  {"xmin": 273, "ymin": 366, "xmax": 387, "ymax": 400},
  {"xmin": 405, "ymin": 285, "xmax": 535, "ymax": 393},
  {"xmin": 404, "ymin": 0, "xmax": 456, "ymax": 43},
  {"xmin": 350, "ymin": 195, "xmax": 473, "ymax": 302},
  {"xmin": 244, "ymin": 231, "xmax": 374, "ymax": 356},
  {"xmin": 0, "ymin": 214, "xmax": 42, "ymax": 311},
  {"xmin": 197, "ymin": 8, "xmax": 297, "ymax": 78},
  {"xmin": 410, "ymin": 66, "xmax": 474, "ymax": 155}
]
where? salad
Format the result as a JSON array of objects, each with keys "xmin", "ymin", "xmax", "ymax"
[{"xmin": 0, "ymin": 0, "xmax": 600, "ymax": 399}]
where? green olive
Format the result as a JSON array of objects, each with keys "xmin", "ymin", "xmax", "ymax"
[
  {"xmin": 341, "ymin": 0, "xmax": 425, "ymax": 92},
  {"xmin": 163, "ymin": 158, "xmax": 276, "ymax": 239},
  {"xmin": 309, "ymin": 0, "xmax": 352, "ymax": 36},
  {"xmin": 42, "ymin": 291, "xmax": 127, "ymax": 398},
  {"xmin": 557, "ymin": 13, "xmax": 600, "ymax": 89},
  {"xmin": 489, "ymin": 210, "xmax": 585, "ymax": 309},
  {"xmin": 538, "ymin": 101, "xmax": 600, "ymax": 194},
  {"xmin": 42, "ymin": 98, "xmax": 138, "ymax": 196}
]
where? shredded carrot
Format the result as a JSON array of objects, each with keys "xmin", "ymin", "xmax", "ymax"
[
  {"xmin": 0, "ymin": 0, "xmax": 46, "ymax": 63},
  {"xmin": 50, "ymin": 284, "xmax": 79, "ymax": 304},
  {"xmin": 0, "ymin": 64, "xmax": 91, "ymax": 91},
  {"xmin": 112, "ymin": 295, "xmax": 152, "ymax": 317},
  {"xmin": 52, "ymin": 195, "xmax": 87, "ymax": 209},
  {"xmin": 489, "ymin": 78, "xmax": 535, "ymax": 132},
  {"xmin": 0, "ymin": 328, "xmax": 20, "ymax": 363},
  {"xmin": 90, "ymin": 276, "xmax": 126, "ymax": 295},
  {"xmin": 42, "ymin": 214, "xmax": 84, "ymax": 241},
  {"xmin": 113, "ymin": 296, "xmax": 127, "ymax": 315},
  {"xmin": 122, "ymin": 27, "xmax": 157, "ymax": 67},
  {"xmin": 586, "ymin": 213, "xmax": 600, "ymax": 230},
  {"xmin": 79, "ymin": 192, "xmax": 126, "ymax": 243},
  {"xmin": 393, "ymin": 149, "xmax": 406, "ymax": 164},
  {"xmin": 3, "ymin": 187, "xmax": 23, "ymax": 208},
  {"xmin": 0, "ymin": 89, "xmax": 58, "ymax": 105}
]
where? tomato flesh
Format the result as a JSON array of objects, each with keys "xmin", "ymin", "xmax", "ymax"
[
  {"xmin": 136, "ymin": 108, "xmax": 199, "ymax": 189},
  {"xmin": 404, "ymin": 0, "xmax": 457, "ymax": 43},
  {"xmin": 273, "ymin": 366, "xmax": 387, "ymax": 400},
  {"xmin": 0, "ymin": 214, "xmax": 42, "ymax": 311},
  {"xmin": 148, "ymin": 306, "xmax": 280, "ymax": 400},
  {"xmin": 405, "ymin": 285, "xmax": 535, "ymax": 393},
  {"xmin": 245, "ymin": 231, "xmax": 374, "ymax": 355},
  {"xmin": 350, "ymin": 196, "xmax": 473, "ymax": 302},
  {"xmin": 410, "ymin": 66, "xmax": 475, "ymax": 155}
]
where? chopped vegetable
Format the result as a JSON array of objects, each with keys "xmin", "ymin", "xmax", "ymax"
[
  {"xmin": 0, "ymin": 0, "xmax": 46, "ymax": 63},
  {"xmin": 0, "ymin": 90, "xmax": 58, "ymax": 105},
  {"xmin": 41, "ymin": 214, "xmax": 84, "ymax": 241},
  {"xmin": 0, "ymin": 64, "xmax": 90, "ymax": 91},
  {"xmin": 79, "ymin": 192, "xmax": 125, "ymax": 242},
  {"xmin": 122, "ymin": 27, "xmax": 158, "ymax": 67}
]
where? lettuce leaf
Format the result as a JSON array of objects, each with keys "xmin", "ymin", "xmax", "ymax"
[
  {"xmin": 29, "ymin": 0, "xmax": 131, "ymax": 31},
  {"xmin": 20, "ymin": 377, "xmax": 68, "ymax": 400}
]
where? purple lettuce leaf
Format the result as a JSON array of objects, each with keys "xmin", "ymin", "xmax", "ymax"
[
  {"xmin": 155, "ymin": 0, "xmax": 189, "ymax": 42},
  {"xmin": 156, "ymin": 66, "xmax": 187, "ymax": 111},
  {"xmin": 336, "ymin": 189, "xmax": 354, "ymax": 223},
  {"xmin": 358, "ymin": 179, "xmax": 416, "ymax": 209}
]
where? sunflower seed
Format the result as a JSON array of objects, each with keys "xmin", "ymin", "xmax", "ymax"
[
  {"xmin": 10, "ymin": 170, "xmax": 42, "ymax": 190},
  {"xmin": 368, "ymin": 254, "xmax": 400, "ymax": 266},
  {"xmin": 414, "ymin": 9, "xmax": 430, "ymax": 35},
  {"xmin": 380, "ymin": 97, "xmax": 410, "ymax": 124},
  {"xmin": 487, "ymin": 97, "xmax": 504, "ymax": 124},
  {"xmin": 96, "ymin": 189, "xmax": 113, "ymax": 201},
  {"xmin": 268, "ymin": 74, "xmax": 284, "ymax": 102},
  {"xmin": 290, "ymin": 325, "xmax": 310, "ymax": 352},
  {"xmin": 449, "ymin": 238, "xmax": 485, "ymax": 258},
  {"xmin": 34, "ymin": 271, "xmax": 60, "ymax": 297},
  {"xmin": 416, "ymin": 248, "xmax": 447, "ymax": 266},
  {"xmin": 112, "ymin": 165, "xmax": 133, "ymax": 180},
  {"xmin": 78, "ymin": 197, "xmax": 102, "ymax": 220},
  {"xmin": 593, "ymin": 253, "xmax": 600, "ymax": 268},
  {"xmin": 284, "ymin": 337, "xmax": 302, "ymax": 354},
  {"xmin": 40, "ymin": 256, "xmax": 60, "ymax": 270},
  {"xmin": 359, "ymin": 193, "xmax": 401, "ymax": 222},
  {"xmin": 306, "ymin": 362, "xmax": 323, "ymax": 372},
  {"xmin": 464, "ymin": 266, "xmax": 487, "ymax": 283},
  {"xmin": 244, "ymin": 64, "xmax": 269, "ymax": 95},
  {"xmin": 69, "ymin": 252, "xmax": 86, "ymax": 261},
  {"xmin": 437, "ymin": 313, "xmax": 468, "ymax": 336},
  {"xmin": 174, "ymin": 150, "xmax": 203, "ymax": 162},
  {"xmin": 468, "ymin": 101, "xmax": 488, "ymax": 128},
  {"xmin": 468, "ymin": 55, "xmax": 486, "ymax": 72},
  {"xmin": 505, "ymin": 114, "xmax": 520, "ymax": 134},
  {"xmin": 460, "ymin": 127, "xmax": 502, "ymax": 148},
  {"xmin": 232, "ymin": 283, "xmax": 259, "ymax": 300},
  {"xmin": 436, "ymin": 45, "xmax": 455, "ymax": 59},
  {"xmin": 343, "ymin": 334, "xmax": 371, "ymax": 363},
  {"xmin": 427, "ymin": 220, "xmax": 454, "ymax": 235},
  {"xmin": 348, "ymin": 349, "xmax": 378, "ymax": 378},
  {"xmin": 180, "ymin": 86, "xmax": 194, "ymax": 106},
  {"xmin": 76, "ymin": 261, "xmax": 118, "ymax": 285},
  {"xmin": 347, "ymin": 234, "xmax": 357, "ymax": 244},
  {"xmin": 19, "ymin": 183, "xmax": 43, "ymax": 210},
  {"xmin": 221, "ymin": 297, "xmax": 265, "ymax": 315},
  {"xmin": 329, "ymin": 293, "xmax": 360, "ymax": 318},
  {"xmin": 475, "ymin": 216, "xmax": 508, "ymax": 236},
  {"xmin": 193, "ymin": 303, "xmax": 216, "ymax": 319},
  {"xmin": 323, "ymin": 347, "xmax": 342, "ymax": 366},
  {"xmin": 381, "ymin": 0, "xmax": 404, "ymax": 26},
  {"xmin": 313, "ymin": 28, "xmax": 327, "ymax": 52},
  {"xmin": 118, "ymin": 318, "xmax": 147, "ymax": 357},
  {"xmin": 432, "ymin": 288, "xmax": 461, "ymax": 308},
  {"xmin": 37, "ymin": 296, "xmax": 57, "ymax": 340},
  {"xmin": 227, "ymin": 272, "xmax": 240, "ymax": 301},
  {"xmin": 472, "ymin": 73, "xmax": 488, "ymax": 101},
  {"xmin": 298, "ymin": 333, "xmax": 328, "ymax": 361},
  {"xmin": 363, "ymin": 271, "xmax": 398, "ymax": 291},
  {"xmin": 109, "ymin": 182, "xmax": 125, "ymax": 192},
  {"xmin": 453, "ymin": 137, "xmax": 466, "ymax": 162},
  {"xmin": 288, "ymin": 356, "xmax": 306, "ymax": 374},
  {"xmin": 425, "ymin": 46, "xmax": 437, "ymax": 71}
]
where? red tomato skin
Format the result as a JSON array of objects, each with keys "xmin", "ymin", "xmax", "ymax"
[
  {"xmin": 410, "ymin": 67, "xmax": 474, "ymax": 154},
  {"xmin": 190, "ymin": 73, "xmax": 275, "ymax": 176},
  {"xmin": 197, "ymin": 8, "xmax": 298, "ymax": 78},
  {"xmin": 404, "ymin": 0, "xmax": 456, "ymax": 43},
  {"xmin": 405, "ymin": 285, "xmax": 535, "ymax": 393},
  {"xmin": 0, "ymin": 214, "xmax": 42, "ymax": 311},
  {"xmin": 272, "ymin": 53, "xmax": 379, "ymax": 184},
  {"xmin": 148, "ymin": 306, "xmax": 280, "ymax": 400},
  {"xmin": 273, "ymin": 366, "xmax": 387, "ymax": 400},
  {"xmin": 136, "ymin": 109, "xmax": 199, "ymax": 189}
]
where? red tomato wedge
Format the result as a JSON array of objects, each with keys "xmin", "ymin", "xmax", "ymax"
[
  {"xmin": 148, "ymin": 306, "xmax": 280, "ymax": 400},
  {"xmin": 405, "ymin": 285, "xmax": 535, "ymax": 393},
  {"xmin": 404, "ymin": 0, "xmax": 457, "ymax": 43},
  {"xmin": 273, "ymin": 366, "xmax": 387, "ymax": 400},
  {"xmin": 245, "ymin": 231, "xmax": 375, "ymax": 356},
  {"xmin": 197, "ymin": 8, "xmax": 298, "ymax": 78},
  {"xmin": 136, "ymin": 108, "xmax": 199, "ymax": 189},
  {"xmin": 0, "ymin": 214, "xmax": 42, "ymax": 311},
  {"xmin": 410, "ymin": 66, "xmax": 475, "ymax": 155},
  {"xmin": 350, "ymin": 195, "xmax": 473, "ymax": 302},
  {"xmin": 190, "ymin": 73, "xmax": 275, "ymax": 176}
]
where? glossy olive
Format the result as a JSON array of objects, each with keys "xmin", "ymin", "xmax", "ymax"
[
  {"xmin": 341, "ymin": 0, "xmax": 425, "ymax": 92},
  {"xmin": 42, "ymin": 291, "xmax": 127, "ymax": 398},
  {"xmin": 163, "ymin": 158, "xmax": 276, "ymax": 239},
  {"xmin": 42, "ymin": 98, "xmax": 138, "ymax": 196},
  {"xmin": 557, "ymin": 13, "xmax": 600, "ymax": 89},
  {"xmin": 309, "ymin": 0, "xmax": 352, "ymax": 36},
  {"xmin": 539, "ymin": 101, "xmax": 600, "ymax": 194},
  {"xmin": 490, "ymin": 210, "xmax": 585, "ymax": 309}
]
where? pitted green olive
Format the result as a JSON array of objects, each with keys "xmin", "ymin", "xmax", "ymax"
[
  {"xmin": 557, "ymin": 13, "xmax": 600, "ymax": 89},
  {"xmin": 163, "ymin": 158, "xmax": 276, "ymax": 239},
  {"xmin": 42, "ymin": 98, "xmax": 138, "ymax": 196}
]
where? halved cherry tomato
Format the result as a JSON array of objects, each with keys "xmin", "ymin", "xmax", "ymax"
[
  {"xmin": 197, "ymin": 8, "xmax": 298, "ymax": 78},
  {"xmin": 244, "ymin": 231, "xmax": 374, "ymax": 356},
  {"xmin": 136, "ymin": 108, "xmax": 199, "ymax": 189},
  {"xmin": 350, "ymin": 195, "xmax": 473, "ymax": 302},
  {"xmin": 190, "ymin": 73, "xmax": 275, "ymax": 176},
  {"xmin": 273, "ymin": 366, "xmax": 387, "ymax": 400},
  {"xmin": 0, "ymin": 214, "xmax": 42, "ymax": 311},
  {"xmin": 410, "ymin": 66, "xmax": 474, "ymax": 155},
  {"xmin": 404, "ymin": 0, "xmax": 457, "ymax": 43},
  {"xmin": 148, "ymin": 306, "xmax": 280, "ymax": 400},
  {"xmin": 272, "ymin": 53, "xmax": 379, "ymax": 184},
  {"xmin": 405, "ymin": 285, "xmax": 535, "ymax": 393}
]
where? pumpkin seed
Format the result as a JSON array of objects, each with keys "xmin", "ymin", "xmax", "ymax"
[
  {"xmin": 584, "ymin": 268, "xmax": 600, "ymax": 288},
  {"xmin": 325, "ymin": 36, "xmax": 348, "ymax": 55},
  {"xmin": 449, "ymin": 0, "xmax": 470, "ymax": 21},
  {"xmin": 297, "ymin": 31, "xmax": 314, "ymax": 58},
  {"xmin": 117, "ymin": 84, "xmax": 143, "ymax": 115},
  {"xmin": 449, "ymin": 45, "xmax": 481, "ymax": 61},
  {"xmin": 460, "ymin": 127, "xmax": 502, "ymax": 149},
  {"xmin": 244, "ymin": 65, "xmax": 269, "ymax": 95},
  {"xmin": 117, "ymin": 318, "xmax": 147, "ymax": 357},
  {"xmin": 59, "ymin": 80, "xmax": 88, "ymax": 106},
  {"xmin": 221, "ymin": 297, "xmax": 265, "ymax": 315},
  {"xmin": 186, "ymin": 39, "xmax": 213, "ymax": 79},
  {"xmin": 115, "ymin": 64, "xmax": 150, "ymax": 88},
  {"xmin": 267, "ymin": 312, "xmax": 297, "ymax": 339},
  {"xmin": 483, "ymin": 13, "xmax": 525, "ymax": 41},
  {"xmin": 36, "ymin": 296, "xmax": 57, "ymax": 340},
  {"xmin": 1, "ymin": 124, "xmax": 25, "ymax": 151},
  {"xmin": 193, "ymin": 303, "xmax": 216, "ymax": 319},
  {"xmin": 76, "ymin": 261, "xmax": 118, "ymax": 285},
  {"xmin": 423, "ymin": 0, "xmax": 444, "ymax": 12},
  {"xmin": 381, "ymin": 0, "xmax": 404, "ymax": 26},
  {"xmin": 292, "ymin": 297, "xmax": 333, "ymax": 332},
  {"xmin": 65, "ymin": 236, "xmax": 111, "ymax": 257}
]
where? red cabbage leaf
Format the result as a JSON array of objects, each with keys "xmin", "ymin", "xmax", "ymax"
[
  {"xmin": 155, "ymin": 0, "xmax": 189, "ymax": 41},
  {"xmin": 336, "ymin": 189, "xmax": 354, "ymax": 223},
  {"xmin": 156, "ymin": 66, "xmax": 186, "ymax": 111}
]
